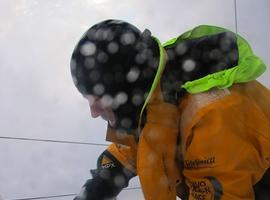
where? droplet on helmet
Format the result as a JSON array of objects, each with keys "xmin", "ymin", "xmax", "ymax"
[
  {"xmin": 120, "ymin": 32, "xmax": 136, "ymax": 45},
  {"xmin": 100, "ymin": 95, "xmax": 113, "ymax": 107},
  {"xmin": 210, "ymin": 49, "xmax": 222, "ymax": 60},
  {"xmin": 80, "ymin": 42, "xmax": 96, "ymax": 56},
  {"xmin": 136, "ymin": 41, "xmax": 147, "ymax": 51},
  {"xmin": 175, "ymin": 43, "xmax": 187, "ymax": 55},
  {"xmin": 220, "ymin": 33, "xmax": 234, "ymax": 51},
  {"xmin": 97, "ymin": 51, "xmax": 108, "ymax": 63},
  {"xmin": 132, "ymin": 94, "xmax": 143, "ymax": 106},
  {"xmin": 86, "ymin": 28, "xmax": 96, "ymax": 39},
  {"xmin": 135, "ymin": 53, "xmax": 146, "ymax": 64},
  {"xmin": 102, "ymin": 29, "xmax": 114, "ymax": 41},
  {"xmin": 95, "ymin": 29, "xmax": 106, "ymax": 40},
  {"xmin": 182, "ymin": 59, "xmax": 196, "ymax": 72},
  {"xmin": 107, "ymin": 42, "xmax": 119, "ymax": 54},
  {"xmin": 126, "ymin": 67, "xmax": 140, "ymax": 82},
  {"xmin": 84, "ymin": 57, "xmax": 95, "ymax": 69},
  {"xmin": 115, "ymin": 92, "xmax": 128, "ymax": 105},
  {"xmin": 93, "ymin": 84, "xmax": 105, "ymax": 96},
  {"xmin": 142, "ymin": 48, "xmax": 153, "ymax": 59}
]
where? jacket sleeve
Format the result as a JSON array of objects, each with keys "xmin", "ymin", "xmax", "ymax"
[{"xmin": 135, "ymin": 82, "xmax": 182, "ymax": 200}]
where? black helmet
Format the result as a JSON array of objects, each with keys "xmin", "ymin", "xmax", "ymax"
[{"xmin": 70, "ymin": 19, "xmax": 160, "ymax": 131}]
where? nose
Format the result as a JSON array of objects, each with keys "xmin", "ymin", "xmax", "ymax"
[{"xmin": 89, "ymin": 100, "xmax": 103, "ymax": 118}]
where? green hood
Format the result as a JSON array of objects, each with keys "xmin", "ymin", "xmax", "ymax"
[{"xmin": 163, "ymin": 25, "xmax": 266, "ymax": 94}]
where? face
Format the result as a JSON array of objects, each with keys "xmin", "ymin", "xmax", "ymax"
[{"xmin": 83, "ymin": 94, "xmax": 116, "ymax": 126}]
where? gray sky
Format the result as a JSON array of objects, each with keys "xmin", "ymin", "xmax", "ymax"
[{"xmin": 0, "ymin": 0, "xmax": 269, "ymax": 199}]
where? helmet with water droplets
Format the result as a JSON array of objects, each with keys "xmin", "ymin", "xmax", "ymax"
[{"xmin": 70, "ymin": 19, "xmax": 160, "ymax": 131}]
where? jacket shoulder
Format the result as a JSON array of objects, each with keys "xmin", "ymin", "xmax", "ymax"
[{"xmin": 179, "ymin": 87, "xmax": 237, "ymax": 134}]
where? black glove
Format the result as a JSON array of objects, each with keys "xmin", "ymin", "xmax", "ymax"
[{"xmin": 74, "ymin": 150, "xmax": 136, "ymax": 200}]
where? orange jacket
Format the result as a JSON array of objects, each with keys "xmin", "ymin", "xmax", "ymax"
[
  {"xmin": 106, "ymin": 80, "xmax": 270, "ymax": 200},
  {"xmin": 180, "ymin": 80, "xmax": 270, "ymax": 200},
  {"xmin": 102, "ymin": 25, "xmax": 269, "ymax": 199}
]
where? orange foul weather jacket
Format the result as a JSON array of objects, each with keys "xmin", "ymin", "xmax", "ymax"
[{"xmin": 105, "ymin": 26, "xmax": 270, "ymax": 200}]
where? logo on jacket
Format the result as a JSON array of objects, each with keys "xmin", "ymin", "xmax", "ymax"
[
  {"xmin": 184, "ymin": 156, "xmax": 215, "ymax": 169},
  {"xmin": 188, "ymin": 177, "xmax": 223, "ymax": 200},
  {"xmin": 101, "ymin": 155, "xmax": 116, "ymax": 169}
]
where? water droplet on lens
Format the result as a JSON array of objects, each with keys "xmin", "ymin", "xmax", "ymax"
[
  {"xmin": 84, "ymin": 57, "xmax": 95, "ymax": 69},
  {"xmin": 126, "ymin": 67, "xmax": 140, "ymax": 82},
  {"xmin": 175, "ymin": 43, "xmax": 187, "ymax": 55},
  {"xmin": 135, "ymin": 53, "xmax": 145, "ymax": 64},
  {"xmin": 209, "ymin": 49, "xmax": 222, "ymax": 60},
  {"xmin": 93, "ymin": 84, "xmax": 105, "ymax": 95},
  {"xmin": 97, "ymin": 51, "xmax": 108, "ymax": 63},
  {"xmin": 147, "ymin": 153, "xmax": 156, "ymax": 163},
  {"xmin": 115, "ymin": 92, "xmax": 128, "ymax": 105},
  {"xmin": 220, "ymin": 36, "xmax": 232, "ymax": 51},
  {"xmin": 132, "ymin": 94, "xmax": 143, "ymax": 106},
  {"xmin": 101, "ymin": 95, "xmax": 113, "ymax": 107},
  {"xmin": 114, "ymin": 175, "xmax": 125, "ymax": 187},
  {"xmin": 121, "ymin": 32, "xmax": 135, "ymax": 45},
  {"xmin": 182, "ymin": 59, "xmax": 196, "ymax": 72},
  {"xmin": 107, "ymin": 42, "xmax": 119, "ymax": 54},
  {"xmin": 103, "ymin": 29, "xmax": 114, "ymax": 41},
  {"xmin": 159, "ymin": 176, "xmax": 169, "ymax": 187},
  {"xmin": 80, "ymin": 42, "xmax": 96, "ymax": 56},
  {"xmin": 99, "ymin": 169, "xmax": 110, "ymax": 179}
]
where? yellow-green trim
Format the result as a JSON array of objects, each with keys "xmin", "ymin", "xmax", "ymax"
[{"xmin": 138, "ymin": 37, "xmax": 166, "ymax": 129}]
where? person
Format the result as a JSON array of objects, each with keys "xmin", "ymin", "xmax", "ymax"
[{"xmin": 70, "ymin": 19, "xmax": 270, "ymax": 200}]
